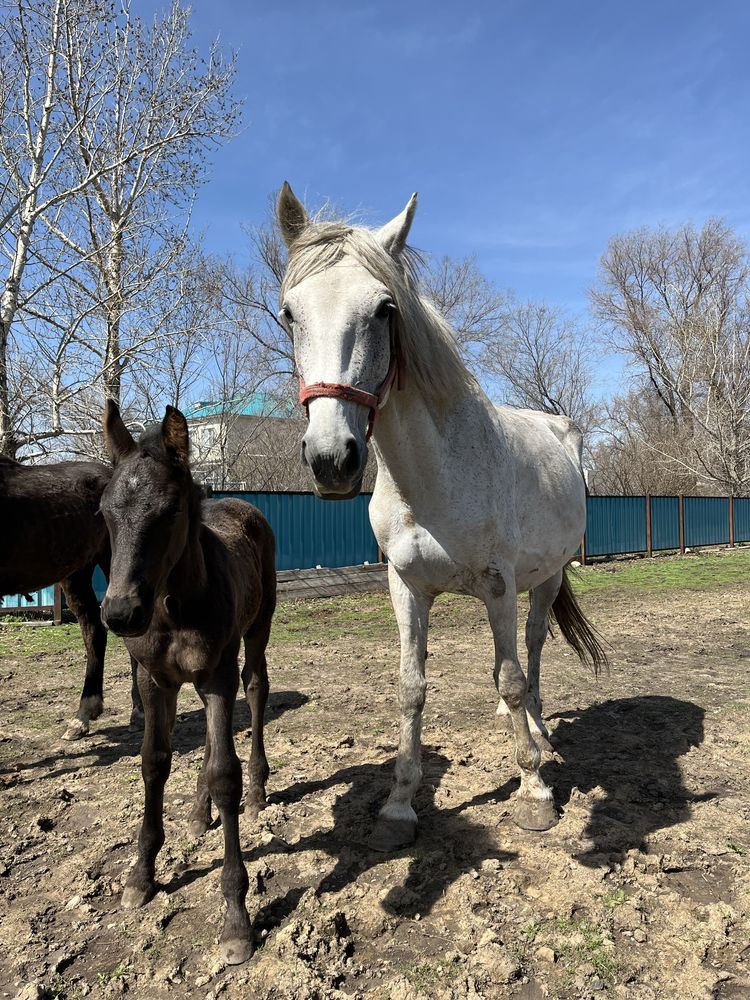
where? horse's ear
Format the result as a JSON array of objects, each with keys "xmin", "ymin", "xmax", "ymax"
[
  {"xmin": 277, "ymin": 181, "xmax": 308, "ymax": 248},
  {"xmin": 162, "ymin": 405, "xmax": 190, "ymax": 465},
  {"xmin": 103, "ymin": 399, "xmax": 135, "ymax": 464},
  {"xmin": 376, "ymin": 193, "xmax": 418, "ymax": 257}
]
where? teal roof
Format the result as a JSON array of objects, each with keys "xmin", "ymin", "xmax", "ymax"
[{"xmin": 185, "ymin": 393, "xmax": 295, "ymax": 421}]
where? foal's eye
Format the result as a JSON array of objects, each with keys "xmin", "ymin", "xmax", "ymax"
[{"xmin": 375, "ymin": 301, "xmax": 393, "ymax": 322}]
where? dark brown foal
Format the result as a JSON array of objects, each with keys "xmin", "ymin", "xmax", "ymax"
[
  {"xmin": 0, "ymin": 455, "xmax": 143, "ymax": 739},
  {"xmin": 99, "ymin": 402, "xmax": 276, "ymax": 965}
]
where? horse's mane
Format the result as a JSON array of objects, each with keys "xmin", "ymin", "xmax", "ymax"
[{"xmin": 281, "ymin": 221, "xmax": 475, "ymax": 406}]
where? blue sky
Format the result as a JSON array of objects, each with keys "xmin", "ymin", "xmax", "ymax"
[{"xmin": 145, "ymin": 0, "xmax": 750, "ymax": 395}]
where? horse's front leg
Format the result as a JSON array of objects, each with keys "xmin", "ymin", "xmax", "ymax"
[
  {"xmin": 122, "ymin": 666, "xmax": 178, "ymax": 908},
  {"xmin": 61, "ymin": 568, "xmax": 107, "ymax": 740},
  {"xmin": 486, "ymin": 585, "xmax": 558, "ymax": 832},
  {"xmin": 369, "ymin": 565, "xmax": 434, "ymax": 852},
  {"xmin": 129, "ymin": 655, "xmax": 145, "ymax": 730},
  {"xmin": 201, "ymin": 655, "xmax": 253, "ymax": 965}
]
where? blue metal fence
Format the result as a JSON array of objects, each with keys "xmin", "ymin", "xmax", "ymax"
[{"xmin": 3, "ymin": 491, "xmax": 749, "ymax": 614}]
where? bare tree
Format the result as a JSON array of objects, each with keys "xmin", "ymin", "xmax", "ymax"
[{"xmin": 592, "ymin": 219, "xmax": 750, "ymax": 494}]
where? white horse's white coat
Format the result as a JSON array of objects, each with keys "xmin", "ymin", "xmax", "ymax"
[{"xmin": 278, "ymin": 184, "xmax": 594, "ymax": 847}]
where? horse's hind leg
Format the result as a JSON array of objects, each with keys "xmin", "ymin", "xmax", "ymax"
[
  {"xmin": 61, "ymin": 567, "xmax": 107, "ymax": 741},
  {"xmin": 486, "ymin": 579, "xmax": 557, "ymax": 832},
  {"xmin": 369, "ymin": 564, "xmax": 434, "ymax": 852},
  {"xmin": 523, "ymin": 570, "xmax": 563, "ymax": 752},
  {"xmin": 188, "ymin": 689, "xmax": 213, "ymax": 837},
  {"xmin": 241, "ymin": 620, "xmax": 271, "ymax": 818},
  {"xmin": 122, "ymin": 665, "xmax": 178, "ymax": 909},
  {"xmin": 201, "ymin": 658, "xmax": 253, "ymax": 965}
]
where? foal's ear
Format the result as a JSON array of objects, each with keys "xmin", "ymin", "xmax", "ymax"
[
  {"xmin": 376, "ymin": 193, "xmax": 418, "ymax": 257},
  {"xmin": 162, "ymin": 406, "xmax": 190, "ymax": 465},
  {"xmin": 103, "ymin": 399, "xmax": 136, "ymax": 464},
  {"xmin": 277, "ymin": 181, "xmax": 308, "ymax": 248}
]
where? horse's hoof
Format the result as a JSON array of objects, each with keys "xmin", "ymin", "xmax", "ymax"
[
  {"xmin": 219, "ymin": 936, "xmax": 254, "ymax": 966},
  {"xmin": 495, "ymin": 712, "xmax": 513, "ymax": 734},
  {"xmin": 122, "ymin": 884, "xmax": 154, "ymax": 909},
  {"xmin": 512, "ymin": 796, "xmax": 558, "ymax": 832},
  {"xmin": 62, "ymin": 718, "xmax": 89, "ymax": 741},
  {"xmin": 368, "ymin": 816, "xmax": 417, "ymax": 853},
  {"xmin": 129, "ymin": 707, "xmax": 145, "ymax": 731},
  {"xmin": 533, "ymin": 731, "xmax": 554, "ymax": 754},
  {"xmin": 189, "ymin": 818, "xmax": 211, "ymax": 838}
]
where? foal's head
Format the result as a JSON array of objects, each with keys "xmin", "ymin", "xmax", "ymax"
[{"xmin": 100, "ymin": 401, "xmax": 196, "ymax": 637}]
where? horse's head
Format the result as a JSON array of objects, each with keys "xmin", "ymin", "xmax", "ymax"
[
  {"xmin": 278, "ymin": 182, "xmax": 417, "ymax": 499},
  {"xmin": 100, "ymin": 401, "xmax": 194, "ymax": 637}
]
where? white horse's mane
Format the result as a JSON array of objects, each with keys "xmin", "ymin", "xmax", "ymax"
[{"xmin": 280, "ymin": 220, "xmax": 475, "ymax": 406}]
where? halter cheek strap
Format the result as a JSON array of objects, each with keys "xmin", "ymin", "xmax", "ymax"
[
  {"xmin": 298, "ymin": 353, "xmax": 398, "ymax": 441},
  {"xmin": 297, "ymin": 320, "xmax": 401, "ymax": 441}
]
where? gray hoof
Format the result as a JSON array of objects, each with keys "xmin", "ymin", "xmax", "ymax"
[
  {"xmin": 512, "ymin": 796, "xmax": 558, "ymax": 832},
  {"xmin": 129, "ymin": 706, "xmax": 145, "ymax": 731},
  {"xmin": 62, "ymin": 718, "xmax": 89, "ymax": 741},
  {"xmin": 368, "ymin": 816, "xmax": 418, "ymax": 853},
  {"xmin": 122, "ymin": 884, "xmax": 154, "ymax": 909},
  {"xmin": 189, "ymin": 817, "xmax": 211, "ymax": 838},
  {"xmin": 220, "ymin": 936, "xmax": 254, "ymax": 965},
  {"xmin": 533, "ymin": 731, "xmax": 554, "ymax": 754}
]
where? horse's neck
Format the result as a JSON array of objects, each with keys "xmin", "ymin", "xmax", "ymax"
[{"xmin": 373, "ymin": 376, "xmax": 490, "ymax": 500}]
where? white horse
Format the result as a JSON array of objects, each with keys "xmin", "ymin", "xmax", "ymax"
[{"xmin": 277, "ymin": 183, "xmax": 605, "ymax": 851}]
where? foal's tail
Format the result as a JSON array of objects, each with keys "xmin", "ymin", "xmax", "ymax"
[{"xmin": 551, "ymin": 568, "xmax": 608, "ymax": 675}]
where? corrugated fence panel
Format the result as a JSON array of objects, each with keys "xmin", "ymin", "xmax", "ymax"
[
  {"xmin": 586, "ymin": 495, "xmax": 647, "ymax": 556},
  {"xmin": 650, "ymin": 496, "xmax": 681, "ymax": 550},
  {"xmin": 215, "ymin": 491, "xmax": 379, "ymax": 571},
  {"xmin": 1, "ymin": 583, "xmax": 55, "ymax": 610},
  {"xmin": 734, "ymin": 498, "xmax": 750, "ymax": 543},
  {"xmin": 684, "ymin": 496, "xmax": 729, "ymax": 547}
]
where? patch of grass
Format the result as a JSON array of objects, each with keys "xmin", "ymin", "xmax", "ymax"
[
  {"xmin": 522, "ymin": 919, "xmax": 541, "ymax": 941},
  {"xmin": 397, "ymin": 959, "xmax": 459, "ymax": 992},
  {"xmin": 0, "ymin": 622, "xmax": 86, "ymax": 659},
  {"xmin": 554, "ymin": 917, "xmax": 619, "ymax": 986},
  {"xmin": 602, "ymin": 888, "xmax": 627, "ymax": 909},
  {"xmin": 96, "ymin": 961, "xmax": 131, "ymax": 987},
  {"xmin": 571, "ymin": 546, "xmax": 750, "ymax": 596},
  {"xmin": 727, "ymin": 841, "xmax": 746, "ymax": 856}
]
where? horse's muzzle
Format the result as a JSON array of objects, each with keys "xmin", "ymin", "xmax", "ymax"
[
  {"xmin": 101, "ymin": 594, "xmax": 152, "ymax": 637},
  {"xmin": 302, "ymin": 434, "xmax": 365, "ymax": 498}
]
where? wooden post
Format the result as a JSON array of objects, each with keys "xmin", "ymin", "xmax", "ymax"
[
  {"xmin": 377, "ymin": 544, "xmax": 385, "ymax": 564},
  {"xmin": 53, "ymin": 583, "xmax": 63, "ymax": 625},
  {"xmin": 678, "ymin": 494, "xmax": 685, "ymax": 554},
  {"xmin": 646, "ymin": 493, "xmax": 652, "ymax": 558},
  {"xmin": 580, "ymin": 531, "xmax": 587, "ymax": 566},
  {"xmin": 729, "ymin": 495, "xmax": 735, "ymax": 547}
]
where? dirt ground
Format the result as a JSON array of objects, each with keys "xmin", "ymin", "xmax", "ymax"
[{"xmin": 1, "ymin": 551, "xmax": 749, "ymax": 1000}]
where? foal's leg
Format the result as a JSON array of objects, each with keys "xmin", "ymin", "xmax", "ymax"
[
  {"xmin": 128, "ymin": 656, "xmax": 145, "ymax": 730},
  {"xmin": 201, "ymin": 657, "xmax": 253, "ymax": 965},
  {"xmin": 188, "ymin": 689, "xmax": 213, "ymax": 837},
  {"xmin": 241, "ymin": 620, "xmax": 272, "ymax": 818},
  {"xmin": 486, "ymin": 583, "xmax": 558, "ymax": 832},
  {"xmin": 61, "ymin": 567, "xmax": 107, "ymax": 741},
  {"xmin": 369, "ymin": 564, "xmax": 434, "ymax": 852},
  {"xmin": 122, "ymin": 666, "xmax": 178, "ymax": 908},
  {"xmin": 523, "ymin": 570, "xmax": 563, "ymax": 752}
]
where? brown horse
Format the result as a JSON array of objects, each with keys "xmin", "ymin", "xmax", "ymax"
[
  {"xmin": 100, "ymin": 401, "xmax": 276, "ymax": 966},
  {"xmin": 0, "ymin": 455, "xmax": 142, "ymax": 739}
]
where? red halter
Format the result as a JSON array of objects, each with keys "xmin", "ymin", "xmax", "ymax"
[{"xmin": 298, "ymin": 325, "xmax": 400, "ymax": 441}]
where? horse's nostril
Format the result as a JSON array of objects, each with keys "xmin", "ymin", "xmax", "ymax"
[{"xmin": 342, "ymin": 437, "xmax": 360, "ymax": 478}]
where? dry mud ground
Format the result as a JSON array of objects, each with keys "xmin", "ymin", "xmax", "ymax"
[{"xmin": 1, "ymin": 550, "xmax": 750, "ymax": 1000}]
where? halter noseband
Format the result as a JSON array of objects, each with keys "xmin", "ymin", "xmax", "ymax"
[{"xmin": 297, "ymin": 319, "xmax": 400, "ymax": 441}]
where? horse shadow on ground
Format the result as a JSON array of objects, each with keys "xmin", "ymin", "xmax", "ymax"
[
  {"xmin": 477, "ymin": 694, "xmax": 710, "ymax": 866},
  {"xmin": 3, "ymin": 689, "xmax": 308, "ymax": 783},
  {"xmin": 259, "ymin": 748, "xmax": 518, "ymax": 927}
]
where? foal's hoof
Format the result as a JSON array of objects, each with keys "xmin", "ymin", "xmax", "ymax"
[
  {"xmin": 189, "ymin": 818, "xmax": 211, "ymax": 838},
  {"xmin": 62, "ymin": 718, "xmax": 89, "ymax": 741},
  {"xmin": 220, "ymin": 936, "xmax": 254, "ymax": 966},
  {"xmin": 512, "ymin": 796, "xmax": 558, "ymax": 832},
  {"xmin": 121, "ymin": 884, "xmax": 154, "ymax": 909},
  {"xmin": 129, "ymin": 706, "xmax": 145, "ymax": 731},
  {"xmin": 368, "ymin": 816, "xmax": 417, "ymax": 853}
]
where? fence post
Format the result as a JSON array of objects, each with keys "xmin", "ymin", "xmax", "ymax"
[
  {"xmin": 580, "ymin": 531, "xmax": 587, "ymax": 566},
  {"xmin": 678, "ymin": 494, "xmax": 685, "ymax": 554},
  {"xmin": 646, "ymin": 493, "xmax": 652, "ymax": 558},
  {"xmin": 729, "ymin": 495, "xmax": 735, "ymax": 548},
  {"xmin": 53, "ymin": 583, "xmax": 63, "ymax": 626}
]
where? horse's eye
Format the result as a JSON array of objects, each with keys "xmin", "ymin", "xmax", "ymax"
[
  {"xmin": 280, "ymin": 305, "xmax": 294, "ymax": 325},
  {"xmin": 375, "ymin": 301, "xmax": 393, "ymax": 322}
]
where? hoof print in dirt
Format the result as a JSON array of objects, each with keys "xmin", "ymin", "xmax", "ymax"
[
  {"xmin": 511, "ymin": 796, "xmax": 558, "ymax": 832},
  {"xmin": 367, "ymin": 816, "xmax": 417, "ymax": 852}
]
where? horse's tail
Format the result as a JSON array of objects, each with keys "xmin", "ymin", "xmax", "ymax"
[{"xmin": 551, "ymin": 567, "xmax": 608, "ymax": 675}]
